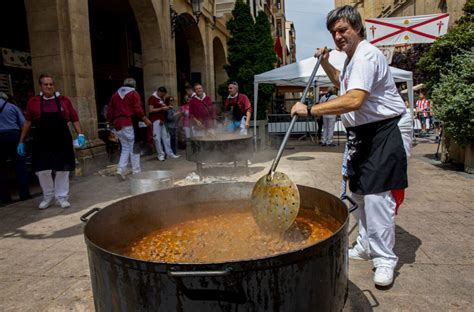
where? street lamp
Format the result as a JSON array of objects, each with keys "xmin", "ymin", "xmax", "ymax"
[
  {"xmin": 170, "ymin": 0, "xmax": 202, "ymax": 38},
  {"xmin": 191, "ymin": 0, "xmax": 203, "ymax": 24}
]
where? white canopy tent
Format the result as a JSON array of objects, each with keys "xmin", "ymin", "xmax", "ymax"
[{"xmin": 252, "ymin": 50, "xmax": 414, "ymax": 138}]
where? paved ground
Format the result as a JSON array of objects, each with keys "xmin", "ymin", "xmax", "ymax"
[{"xmin": 0, "ymin": 136, "xmax": 472, "ymax": 311}]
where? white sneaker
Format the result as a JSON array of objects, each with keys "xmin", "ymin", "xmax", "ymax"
[
  {"xmin": 168, "ymin": 154, "xmax": 180, "ymax": 159},
  {"xmin": 57, "ymin": 198, "xmax": 71, "ymax": 209},
  {"xmin": 38, "ymin": 197, "xmax": 53, "ymax": 209},
  {"xmin": 158, "ymin": 155, "xmax": 165, "ymax": 161},
  {"xmin": 374, "ymin": 266, "xmax": 394, "ymax": 286},
  {"xmin": 348, "ymin": 247, "xmax": 370, "ymax": 261}
]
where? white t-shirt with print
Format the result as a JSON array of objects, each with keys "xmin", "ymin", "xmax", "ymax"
[{"xmin": 339, "ymin": 40, "xmax": 406, "ymax": 128}]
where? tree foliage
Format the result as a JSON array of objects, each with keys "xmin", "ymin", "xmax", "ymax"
[
  {"xmin": 431, "ymin": 51, "xmax": 474, "ymax": 145},
  {"xmin": 417, "ymin": 0, "xmax": 474, "ymax": 92},
  {"xmin": 417, "ymin": 0, "xmax": 474, "ymax": 146},
  {"xmin": 220, "ymin": 0, "xmax": 277, "ymax": 119},
  {"xmin": 391, "ymin": 44, "xmax": 430, "ymax": 85},
  {"xmin": 224, "ymin": 0, "xmax": 256, "ymax": 98},
  {"xmin": 254, "ymin": 11, "xmax": 276, "ymax": 119}
]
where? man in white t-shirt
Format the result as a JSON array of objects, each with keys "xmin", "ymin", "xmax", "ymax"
[
  {"xmin": 319, "ymin": 87, "xmax": 338, "ymax": 146},
  {"xmin": 291, "ymin": 5, "xmax": 412, "ymax": 287}
]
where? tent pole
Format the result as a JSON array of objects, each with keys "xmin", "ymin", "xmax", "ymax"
[
  {"xmin": 253, "ymin": 82, "xmax": 259, "ymax": 150},
  {"xmin": 407, "ymin": 79, "xmax": 414, "ymax": 139}
]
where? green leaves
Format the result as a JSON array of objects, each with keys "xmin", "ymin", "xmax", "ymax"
[
  {"xmin": 220, "ymin": 1, "xmax": 277, "ymax": 120},
  {"xmin": 431, "ymin": 51, "xmax": 474, "ymax": 146},
  {"xmin": 417, "ymin": 0, "xmax": 474, "ymax": 146}
]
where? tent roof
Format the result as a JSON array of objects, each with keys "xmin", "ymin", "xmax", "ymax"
[{"xmin": 254, "ymin": 50, "xmax": 412, "ymax": 87}]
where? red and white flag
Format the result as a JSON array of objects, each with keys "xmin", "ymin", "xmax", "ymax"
[{"xmin": 366, "ymin": 13, "xmax": 449, "ymax": 46}]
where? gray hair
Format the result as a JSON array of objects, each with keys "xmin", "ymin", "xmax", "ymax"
[
  {"xmin": 123, "ymin": 78, "xmax": 137, "ymax": 88},
  {"xmin": 326, "ymin": 5, "xmax": 366, "ymax": 38},
  {"xmin": 0, "ymin": 92, "xmax": 8, "ymax": 101},
  {"xmin": 229, "ymin": 81, "xmax": 239, "ymax": 90}
]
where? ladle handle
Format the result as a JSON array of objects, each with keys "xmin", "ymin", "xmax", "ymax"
[{"xmin": 268, "ymin": 54, "xmax": 324, "ymax": 177}]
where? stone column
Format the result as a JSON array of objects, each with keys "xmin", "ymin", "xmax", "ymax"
[
  {"xmin": 25, "ymin": 0, "xmax": 106, "ymax": 174},
  {"xmin": 25, "ymin": 0, "xmax": 98, "ymax": 141}
]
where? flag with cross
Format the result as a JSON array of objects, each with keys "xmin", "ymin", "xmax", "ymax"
[{"xmin": 365, "ymin": 13, "xmax": 450, "ymax": 46}]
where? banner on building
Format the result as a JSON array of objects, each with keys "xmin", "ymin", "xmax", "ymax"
[
  {"xmin": 274, "ymin": 37, "xmax": 283, "ymax": 64},
  {"xmin": 0, "ymin": 73, "xmax": 13, "ymax": 95},
  {"xmin": 378, "ymin": 46, "xmax": 395, "ymax": 64},
  {"xmin": 365, "ymin": 13, "xmax": 449, "ymax": 46},
  {"xmin": 1, "ymin": 48, "xmax": 32, "ymax": 69}
]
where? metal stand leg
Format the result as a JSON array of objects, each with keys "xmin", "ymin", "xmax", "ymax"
[
  {"xmin": 435, "ymin": 127, "xmax": 443, "ymax": 160},
  {"xmin": 298, "ymin": 118, "xmax": 314, "ymax": 142}
]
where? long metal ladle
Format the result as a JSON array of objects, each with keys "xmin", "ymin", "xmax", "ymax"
[{"xmin": 251, "ymin": 54, "xmax": 324, "ymax": 233}]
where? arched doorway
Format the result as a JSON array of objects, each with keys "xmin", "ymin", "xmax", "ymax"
[
  {"xmin": 88, "ymin": 0, "xmax": 144, "ymax": 122},
  {"xmin": 213, "ymin": 37, "xmax": 227, "ymax": 102},
  {"xmin": 174, "ymin": 13, "xmax": 206, "ymax": 103},
  {"xmin": 0, "ymin": 1, "xmax": 34, "ymax": 108}
]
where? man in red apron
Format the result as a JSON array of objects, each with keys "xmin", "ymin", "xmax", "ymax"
[
  {"xmin": 189, "ymin": 83, "xmax": 216, "ymax": 137},
  {"xmin": 292, "ymin": 6, "xmax": 412, "ymax": 287},
  {"xmin": 18, "ymin": 74, "xmax": 86, "ymax": 209},
  {"xmin": 224, "ymin": 82, "xmax": 252, "ymax": 135}
]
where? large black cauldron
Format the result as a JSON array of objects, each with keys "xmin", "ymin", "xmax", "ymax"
[
  {"xmin": 81, "ymin": 182, "xmax": 348, "ymax": 311},
  {"xmin": 186, "ymin": 133, "xmax": 253, "ymax": 163}
]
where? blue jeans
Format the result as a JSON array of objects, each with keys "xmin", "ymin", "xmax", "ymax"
[
  {"xmin": 0, "ymin": 131, "xmax": 30, "ymax": 203},
  {"xmin": 227, "ymin": 121, "xmax": 241, "ymax": 133}
]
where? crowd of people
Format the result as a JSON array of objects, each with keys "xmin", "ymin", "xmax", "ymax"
[
  {"xmin": 415, "ymin": 91, "xmax": 441, "ymax": 143},
  {"xmin": 0, "ymin": 75, "xmax": 253, "ymax": 208}
]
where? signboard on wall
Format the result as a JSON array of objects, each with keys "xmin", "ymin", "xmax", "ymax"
[
  {"xmin": 1, "ymin": 48, "xmax": 32, "ymax": 69},
  {"xmin": 0, "ymin": 73, "xmax": 13, "ymax": 95},
  {"xmin": 378, "ymin": 46, "xmax": 395, "ymax": 64}
]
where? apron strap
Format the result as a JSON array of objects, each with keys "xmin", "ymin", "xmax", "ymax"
[
  {"xmin": 40, "ymin": 95, "xmax": 63, "ymax": 116},
  {"xmin": 0, "ymin": 100, "xmax": 7, "ymax": 113}
]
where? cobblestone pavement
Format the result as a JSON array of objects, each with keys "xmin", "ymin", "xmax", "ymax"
[{"xmin": 0, "ymin": 138, "xmax": 472, "ymax": 311}]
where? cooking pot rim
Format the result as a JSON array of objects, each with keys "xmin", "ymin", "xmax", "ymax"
[
  {"xmin": 191, "ymin": 134, "xmax": 253, "ymax": 142},
  {"xmin": 83, "ymin": 205, "xmax": 348, "ymax": 272}
]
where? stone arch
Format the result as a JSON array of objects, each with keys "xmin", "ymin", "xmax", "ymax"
[
  {"xmin": 88, "ymin": 0, "xmax": 166, "ymax": 115},
  {"xmin": 128, "ymin": 0, "xmax": 169, "ymax": 97},
  {"xmin": 174, "ymin": 13, "xmax": 206, "ymax": 100},
  {"xmin": 213, "ymin": 36, "xmax": 227, "ymax": 101}
]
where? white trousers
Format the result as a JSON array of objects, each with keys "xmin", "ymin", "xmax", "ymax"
[
  {"xmin": 115, "ymin": 126, "xmax": 140, "ymax": 174},
  {"xmin": 352, "ymin": 191, "xmax": 398, "ymax": 268},
  {"xmin": 322, "ymin": 116, "xmax": 336, "ymax": 144},
  {"xmin": 351, "ymin": 112, "xmax": 413, "ymax": 269},
  {"xmin": 183, "ymin": 127, "xmax": 191, "ymax": 139},
  {"xmin": 152, "ymin": 120, "xmax": 173, "ymax": 157},
  {"xmin": 36, "ymin": 170, "xmax": 69, "ymax": 200}
]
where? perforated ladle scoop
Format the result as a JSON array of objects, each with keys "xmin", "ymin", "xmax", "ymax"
[{"xmin": 251, "ymin": 54, "xmax": 324, "ymax": 233}]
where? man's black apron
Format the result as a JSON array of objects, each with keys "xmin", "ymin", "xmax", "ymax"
[
  {"xmin": 228, "ymin": 94, "xmax": 244, "ymax": 121},
  {"xmin": 346, "ymin": 115, "xmax": 407, "ymax": 195},
  {"xmin": 32, "ymin": 96, "xmax": 75, "ymax": 172}
]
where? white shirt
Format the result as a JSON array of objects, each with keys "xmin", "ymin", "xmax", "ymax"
[
  {"xmin": 339, "ymin": 40, "xmax": 406, "ymax": 127},
  {"xmin": 319, "ymin": 94, "xmax": 337, "ymax": 118}
]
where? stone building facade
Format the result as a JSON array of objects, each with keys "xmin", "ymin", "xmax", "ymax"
[
  {"xmin": 335, "ymin": 0, "xmax": 465, "ymax": 26},
  {"xmin": 1, "ymin": 0, "xmax": 295, "ymax": 173},
  {"xmin": 1, "ymin": 0, "xmax": 230, "ymax": 172}
]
